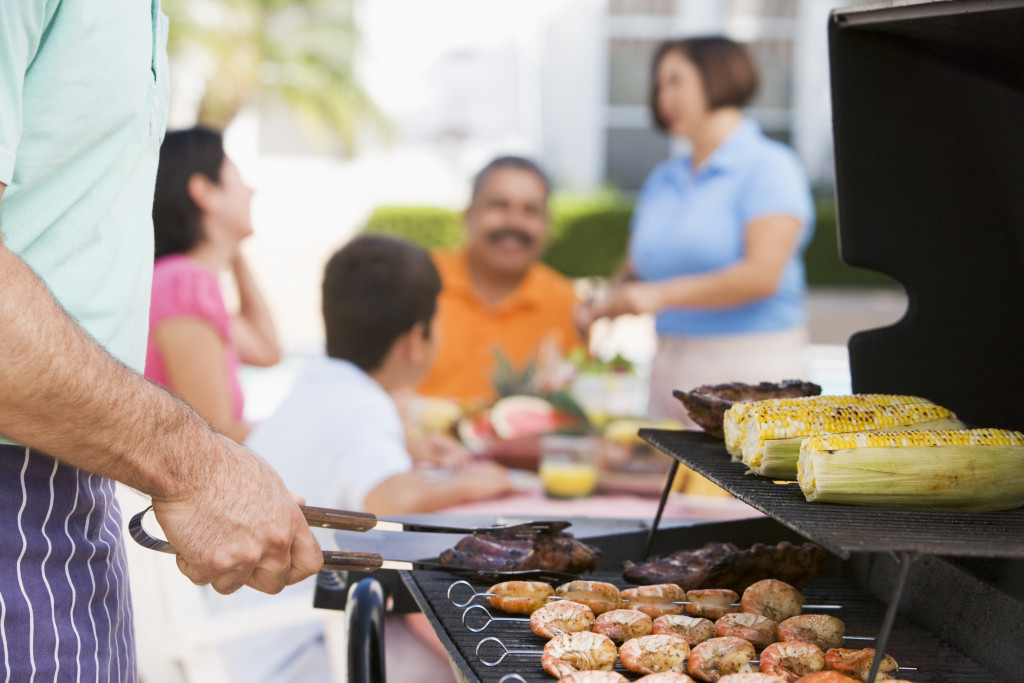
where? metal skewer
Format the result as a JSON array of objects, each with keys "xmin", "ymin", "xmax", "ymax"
[{"xmin": 462, "ymin": 604, "xmax": 530, "ymax": 633}]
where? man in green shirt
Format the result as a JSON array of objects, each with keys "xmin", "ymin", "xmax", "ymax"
[{"xmin": 0, "ymin": 3, "xmax": 322, "ymax": 679}]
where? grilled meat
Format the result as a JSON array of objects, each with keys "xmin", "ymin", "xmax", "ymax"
[
  {"xmin": 438, "ymin": 528, "xmax": 599, "ymax": 573},
  {"xmin": 622, "ymin": 541, "xmax": 825, "ymax": 592},
  {"xmin": 673, "ymin": 380, "xmax": 821, "ymax": 439}
]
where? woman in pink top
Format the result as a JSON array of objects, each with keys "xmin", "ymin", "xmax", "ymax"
[{"xmin": 146, "ymin": 128, "xmax": 280, "ymax": 442}]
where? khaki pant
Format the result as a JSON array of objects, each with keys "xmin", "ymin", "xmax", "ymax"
[{"xmin": 646, "ymin": 326, "xmax": 810, "ymax": 496}]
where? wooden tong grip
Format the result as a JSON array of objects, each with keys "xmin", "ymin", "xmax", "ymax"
[
  {"xmin": 302, "ymin": 505, "xmax": 378, "ymax": 532},
  {"xmin": 321, "ymin": 551, "xmax": 384, "ymax": 571}
]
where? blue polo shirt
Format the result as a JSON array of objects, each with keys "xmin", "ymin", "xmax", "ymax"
[{"xmin": 629, "ymin": 118, "xmax": 814, "ymax": 337}]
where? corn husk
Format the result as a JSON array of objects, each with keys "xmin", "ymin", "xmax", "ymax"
[{"xmin": 797, "ymin": 428, "xmax": 1024, "ymax": 510}]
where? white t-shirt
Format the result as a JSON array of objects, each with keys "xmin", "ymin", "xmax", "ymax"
[{"xmin": 246, "ymin": 355, "xmax": 412, "ymax": 514}]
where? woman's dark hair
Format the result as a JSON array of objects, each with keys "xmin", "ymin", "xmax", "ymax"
[
  {"xmin": 650, "ymin": 36, "xmax": 759, "ymax": 132},
  {"xmin": 152, "ymin": 127, "xmax": 226, "ymax": 259},
  {"xmin": 322, "ymin": 235, "xmax": 442, "ymax": 372}
]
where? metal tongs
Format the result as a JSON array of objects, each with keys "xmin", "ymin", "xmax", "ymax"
[{"xmin": 128, "ymin": 505, "xmax": 579, "ymax": 581}]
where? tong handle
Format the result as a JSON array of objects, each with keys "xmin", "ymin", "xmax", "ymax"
[
  {"xmin": 321, "ymin": 550, "xmax": 384, "ymax": 571},
  {"xmin": 302, "ymin": 505, "xmax": 378, "ymax": 532}
]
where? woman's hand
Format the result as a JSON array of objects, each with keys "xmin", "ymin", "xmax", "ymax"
[{"xmin": 587, "ymin": 282, "xmax": 664, "ymax": 321}]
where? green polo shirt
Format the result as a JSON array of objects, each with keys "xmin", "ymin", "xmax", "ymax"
[
  {"xmin": 0, "ymin": 1, "xmax": 167, "ymax": 368},
  {"xmin": 0, "ymin": 1, "xmax": 169, "ymax": 444}
]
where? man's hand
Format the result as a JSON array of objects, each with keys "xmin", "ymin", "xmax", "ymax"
[
  {"xmin": 151, "ymin": 439, "xmax": 323, "ymax": 595},
  {"xmin": 409, "ymin": 431, "xmax": 473, "ymax": 469}
]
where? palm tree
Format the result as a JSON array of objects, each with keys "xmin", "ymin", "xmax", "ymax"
[{"xmin": 163, "ymin": 0, "xmax": 388, "ymax": 153}]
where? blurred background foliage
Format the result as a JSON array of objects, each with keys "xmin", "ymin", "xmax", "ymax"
[
  {"xmin": 363, "ymin": 189, "xmax": 898, "ymax": 287},
  {"xmin": 162, "ymin": 0, "xmax": 389, "ymax": 152}
]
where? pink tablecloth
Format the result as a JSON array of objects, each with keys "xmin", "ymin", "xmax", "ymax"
[{"xmin": 438, "ymin": 488, "xmax": 762, "ymax": 524}]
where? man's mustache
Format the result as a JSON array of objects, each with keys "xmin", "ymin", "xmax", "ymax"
[{"xmin": 486, "ymin": 227, "xmax": 534, "ymax": 247}]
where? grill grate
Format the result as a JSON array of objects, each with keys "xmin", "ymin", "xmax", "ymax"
[
  {"xmin": 402, "ymin": 569, "xmax": 999, "ymax": 682},
  {"xmin": 640, "ymin": 429, "xmax": 1024, "ymax": 559}
]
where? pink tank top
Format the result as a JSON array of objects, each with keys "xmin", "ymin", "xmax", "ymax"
[{"xmin": 145, "ymin": 254, "xmax": 245, "ymax": 421}]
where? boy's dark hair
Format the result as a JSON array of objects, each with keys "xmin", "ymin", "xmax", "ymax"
[
  {"xmin": 152, "ymin": 127, "xmax": 226, "ymax": 259},
  {"xmin": 322, "ymin": 235, "xmax": 442, "ymax": 372},
  {"xmin": 471, "ymin": 155, "xmax": 551, "ymax": 200},
  {"xmin": 650, "ymin": 36, "xmax": 759, "ymax": 132}
]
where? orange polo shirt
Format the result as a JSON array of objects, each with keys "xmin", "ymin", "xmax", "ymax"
[{"xmin": 417, "ymin": 249, "xmax": 580, "ymax": 401}]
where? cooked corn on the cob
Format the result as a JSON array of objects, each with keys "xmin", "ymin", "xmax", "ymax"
[
  {"xmin": 797, "ymin": 428, "xmax": 1024, "ymax": 510},
  {"xmin": 723, "ymin": 394, "xmax": 935, "ymax": 459},
  {"xmin": 739, "ymin": 402, "xmax": 963, "ymax": 479}
]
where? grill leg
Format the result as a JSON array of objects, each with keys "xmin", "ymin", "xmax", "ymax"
[
  {"xmin": 346, "ymin": 576, "xmax": 388, "ymax": 683},
  {"xmin": 867, "ymin": 551, "xmax": 917, "ymax": 683}
]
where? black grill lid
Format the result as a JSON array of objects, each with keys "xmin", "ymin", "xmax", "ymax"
[{"xmin": 640, "ymin": 429, "xmax": 1024, "ymax": 560}]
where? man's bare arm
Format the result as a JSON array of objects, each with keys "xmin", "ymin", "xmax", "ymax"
[{"xmin": 0, "ymin": 184, "xmax": 322, "ymax": 594}]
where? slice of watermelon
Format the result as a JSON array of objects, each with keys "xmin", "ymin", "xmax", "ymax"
[
  {"xmin": 489, "ymin": 395, "xmax": 579, "ymax": 440},
  {"xmin": 456, "ymin": 411, "xmax": 495, "ymax": 452}
]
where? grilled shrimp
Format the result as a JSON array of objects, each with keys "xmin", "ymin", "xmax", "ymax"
[
  {"xmin": 685, "ymin": 589, "xmax": 741, "ymax": 620},
  {"xmin": 777, "ymin": 615, "xmax": 845, "ymax": 651},
  {"xmin": 792, "ymin": 672, "xmax": 860, "ymax": 682},
  {"xmin": 621, "ymin": 583, "xmax": 687, "ymax": 618},
  {"xmin": 542, "ymin": 631, "xmax": 618, "ymax": 678},
  {"xmin": 593, "ymin": 608, "xmax": 653, "ymax": 643},
  {"xmin": 485, "ymin": 580, "xmax": 554, "ymax": 615},
  {"xmin": 619, "ymin": 634, "xmax": 691, "ymax": 675},
  {"xmin": 652, "ymin": 614, "xmax": 716, "ymax": 646},
  {"xmin": 634, "ymin": 673, "xmax": 698, "ymax": 682},
  {"xmin": 759, "ymin": 642, "xmax": 825, "ymax": 681},
  {"xmin": 556, "ymin": 580, "xmax": 623, "ymax": 615},
  {"xmin": 556, "ymin": 671, "xmax": 630, "ymax": 683},
  {"xmin": 823, "ymin": 648, "xmax": 898, "ymax": 682},
  {"xmin": 714, "ymin": 612, "xmax": 778, "ymax": 650},
  {"xmin": 687, "ymin": 636, "xmax": 757, "ymax": 681},
  {"xmin": 741, "ymin": 580, "xmax": 804, "ymax": 623},
  {"xmin": 531, "ymin": 599, "xmax": 596, "ymax": 638},
  {"xmin": 717, "ymin": 675, "xmax": 788, "ymax": 683}
]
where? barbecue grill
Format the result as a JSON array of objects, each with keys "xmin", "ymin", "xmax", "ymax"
[{"xmin": 340, "ymin": 2, "xmax": 1024, "ymax": 681}]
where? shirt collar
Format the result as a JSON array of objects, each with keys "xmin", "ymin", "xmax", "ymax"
[
  {"xmin": 667, "ymin": 117, "xmax": 761, "ymax": 185},
  {"xmin": 446, "ymin": 249, "xmax": 544, "ymax": 311}
]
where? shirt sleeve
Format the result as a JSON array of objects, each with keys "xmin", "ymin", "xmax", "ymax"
[
  {"xmin": 738, "ymin": 148, "xmax": 814, "ymax": 231},
  {"xmin": 0, "ymin": 4, "xmax": 47, "ymax": 185},
  {"xmin": 150, "ymin": 260, "xmax": 232, "ymax": 341}
]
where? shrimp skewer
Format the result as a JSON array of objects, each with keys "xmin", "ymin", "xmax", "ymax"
[
  {"xmin": 531, "ymin": 599, "xmax": 596, "ymax": 638},
  {"xmin": 592, "ymin": 608, "xmax": 653, "ymax": 643},
  {"xmin": 714, "ymin": 613, "xmax": 778, "ymax": 650},
  {"xmin": 776, "ymin": 615, "xmax": 846, "ymax": 651},
  {"xmin": 633, "ymin": 674, "xmax": 698, "ymax": 682},
  {"xmin": 447, "ymin": 579, "xmax": 554, "ymax": 613},
  {"xmin": 542, "ymin": 631, "xmax": 619, "ymax": 678},
  {"xmin": 717, "ymin": 675, "xmax": 788, "ymax": 682},
  {"xmin": 823, "ymin": 648, "xmax": 899, "ymax": 682},
  {"xmin": 758, "ymin": 642, "xmax": 825, "ymax": 681},
  {"xmin": 556, "ymin": 580, "xmax": 623, "ymax": 615},
  {"xmin": 741, "ymin": 580, "xmax": 805, "ymax": 623},
  {"xmin": 688, "ymin": 636, "xmax": 758, "ymax": 681},
  {"xmin": 621, "ymin": 584, "xmax": 688, "ymax": 618},
  {"xmin": 652, "ymin": 614, "xmax": 716, "ymax": 646},
  {"xmin": 619, "ymin": 634, "xmax": 691, "ymax": 675}
]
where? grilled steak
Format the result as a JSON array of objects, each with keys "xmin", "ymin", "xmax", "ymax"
[
  {"xmin": 622, "ymin": 541, "xmax": 826, "ymax": 592},
  {"xmin": 438, "ymin": 528, "xmax": 599, "ymax": 574},
  {"xmin": 673, "ymin": 380, "xmax": 822, "ymax": 439}
]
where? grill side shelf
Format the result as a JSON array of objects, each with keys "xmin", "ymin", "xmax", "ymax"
[{"xmin": 638, "ymin": 429, "xmax": 1024, "ymax": 560}]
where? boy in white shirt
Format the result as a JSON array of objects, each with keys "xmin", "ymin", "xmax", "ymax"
[{"xmin": 219, "ymin": 235, "xmax": 513, "ymax": 682}]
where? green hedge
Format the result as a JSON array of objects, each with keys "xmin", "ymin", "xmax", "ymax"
[{"xmin": 363, "ymin": 192, "xmax": 899, "ymax": 287}]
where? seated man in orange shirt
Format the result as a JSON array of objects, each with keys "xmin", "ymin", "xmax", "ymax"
[{"xmin": 417, "ymin": 156, "xmax": 580, "ymax": 401}]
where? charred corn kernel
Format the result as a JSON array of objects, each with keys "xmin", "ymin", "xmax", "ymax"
[
  {"xmin": 723, "ymin": 394, "xmax": 934, "ymax": 458},
  {"xmin": 740, "ymin": 402, "xmax": 958, "ymax": 470},
  {"xmin": 798, "ymin": 428, "xmax": 1024, "ymax": 510}
]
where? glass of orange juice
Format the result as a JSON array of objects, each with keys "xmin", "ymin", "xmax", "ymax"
[{"xmin": 539, "ymin": 436, "xmax": 599, "ymax": 499}]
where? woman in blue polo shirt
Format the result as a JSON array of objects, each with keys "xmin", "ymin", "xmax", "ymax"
[{"xmin": 583, "ymin": 36, "xmax": 814, "ymax": 425}]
